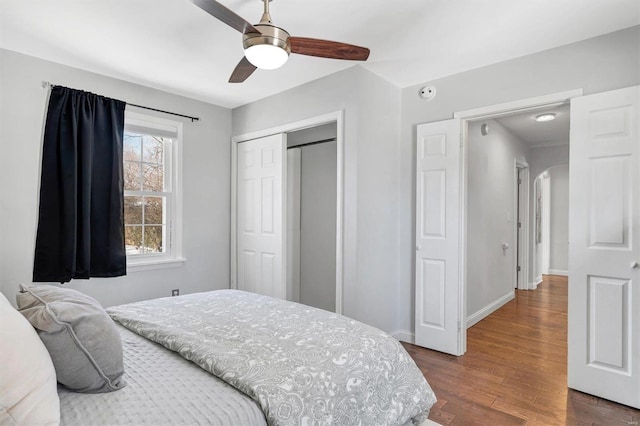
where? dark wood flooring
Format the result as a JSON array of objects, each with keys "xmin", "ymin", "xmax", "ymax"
[{"xmin": 403, "ymin": 275, "xmax": 640, "ymax": 425}]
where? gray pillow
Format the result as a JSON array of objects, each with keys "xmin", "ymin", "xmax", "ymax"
[{"xmin": 16, "ymin": 284, "xmax": 125, "ymax": 393}]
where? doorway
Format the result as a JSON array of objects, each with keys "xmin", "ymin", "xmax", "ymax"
[
  {"xmin": 286, "ymin": 123, "xmax": 337, "ymax": 312},
  {"xmin": 414, "ymin": 89, "xmax": 581, "ymax": 355},
  {"xmin": 415, "ymin": 86, "xmax": 640, "ymax": 408},
  {"xmin": 533, "ymin": 165, "xmax": 570, "ymax": 285},
  {"xmin": 465, "ymin": 103, "xmax": 570, "ymax": 328},
  {"xmin": 231, "ymin": 111, "xmax": 345, "ymax": 314}
]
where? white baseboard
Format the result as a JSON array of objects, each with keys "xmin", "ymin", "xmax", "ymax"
[
  {"xmin": 548, "ymin": 269, "xmax": 568, "ymax": 276},
  {"xmin": 532, "ymin": 276, "xmax": 543, "ymax": 290},
  {"xmin": 466, "ymin": 291, "xmax": 515, "ymax": 328},
  {"xmin": 390, "ymin": 329, "xmax": 415, "ymax": 344}
]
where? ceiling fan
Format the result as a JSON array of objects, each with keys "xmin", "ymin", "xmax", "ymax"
[{"xmin": 193, "ymin": 0, "xmax": 371, "ymax": 83}]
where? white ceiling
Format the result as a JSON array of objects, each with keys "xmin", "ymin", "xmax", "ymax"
[
  {"xmin": 496, "ymin": 104, "xmax": 570, "ymax": 148},
  {"xmin": 1, "ymin": 0, "xmax": 638, "ymax": 109}
]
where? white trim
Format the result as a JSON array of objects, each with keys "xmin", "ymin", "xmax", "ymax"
[
  {"xmin": 454, "ymin": 89, "xmax": 583, "ymax": 120},
  {"xmin": 231, "ymin": 110, "xmax": 345, "ymax": 315},
  {"xmin": 514, "ymin": 161, "xmax": 530, "ymax": 290},
  {"xmin": 390, "ymin": 329, "xmax": 415, "ymax": 344},
  {"xmin": 540, "ymin": 175, "xmax": 551, "ymax": 275},
  {"xmin": 466, "ymin": 291, "xmax": 515, "ymax": 328},
  {"xmin": 459, "ymin": 120, "xmax": 468, "ymax": 354},
  {"xmin": 231, "ymin": 133, "xmax": 238, "ymax": 290},
  {"xmin": 127, "ymin": 257, "xmax": 186, "ymax": 272},
  {"xmin": 123, "ymin": 112, "xmax": 183, "ymax": 269},
  {"xmin": 281, "ymin": 133, "xmax": 289, "ymax": 301},
  {"xmin": 533, "ymin": 276, "xmax": 543, "ymax": 290},
  {"xmin": 513, "ymin": 160, "xmax": 520, "ymax": 290},
  {"xmin": 231, "ymin": 111, "xmax": 343, "ymax": 144},
  {"xmin": 548, "ymin": 269, "xmax": 569, "ymax": 276}
]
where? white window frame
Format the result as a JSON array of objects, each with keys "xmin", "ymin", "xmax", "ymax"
[{"xmin": 124, "ymin": 111, "xmax": 184, "ymax": 271}]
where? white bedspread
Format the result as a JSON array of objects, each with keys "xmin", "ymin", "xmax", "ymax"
[
  {"xmin": 58, "ymin": 324, "xmax": 267, "ymax": 425},
  {"xmin": 107, "ymin": 290, "xmax": 437, "ymax": 426}
]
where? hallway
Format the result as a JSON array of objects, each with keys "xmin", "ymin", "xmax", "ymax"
[{"xmin": 404, "ymin": 275, "xmax": 640, "ymax": 425}]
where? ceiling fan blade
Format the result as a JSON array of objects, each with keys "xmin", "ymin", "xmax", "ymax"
[
  {"xmin": 229, "ymin": 57, "xmax": 258, "ymax": 83},
  {"xmin": 289, "ymin": 37, "xmax": 370, "ymax": 61},
  {"xmin": 193, "ymin": 0, "xmax": 259, "ymax": 34}
]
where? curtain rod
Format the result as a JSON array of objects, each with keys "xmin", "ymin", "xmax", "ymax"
[{"xmin": 41, "ymin": 81, "xmax": 200, "ymax": 122}]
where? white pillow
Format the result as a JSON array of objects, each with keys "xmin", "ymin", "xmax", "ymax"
[{"xmin": 0, "ymin": 290, "xmax": 60, "ymax": 426}]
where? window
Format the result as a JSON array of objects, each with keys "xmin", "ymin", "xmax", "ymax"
[{"xmin": 123, "ymin": 112, "xmax": 183, "ymax": 270}]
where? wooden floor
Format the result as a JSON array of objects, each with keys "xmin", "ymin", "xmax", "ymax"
[{"xmin": 403, "ymin": 275, "xmax": 640, "ymax": 425}]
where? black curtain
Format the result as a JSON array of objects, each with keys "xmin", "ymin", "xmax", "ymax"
[{"xmin": 33, "ymin": 86, "xmax": 127, "ymax": 283}]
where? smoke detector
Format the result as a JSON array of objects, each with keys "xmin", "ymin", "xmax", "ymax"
[{"xmin": 419, "ymin": 86, "xmax": 436, "ymax": 101}]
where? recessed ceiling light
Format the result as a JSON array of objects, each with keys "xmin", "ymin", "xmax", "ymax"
[{"xmin": 535, "ymin": 113, "xmax": 556, "ymax": 122}]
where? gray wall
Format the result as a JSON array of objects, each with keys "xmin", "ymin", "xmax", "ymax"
[
  {"xmin": 233, "ymin": 66, "xmax": 402, "ymax": 333},
  {"xmin": 530, "ymin": 146, "xmax": 570, "ymax": 186},
  {"xmin": 549, "ymin": 165, "xmax": 570, "ymax": 274},
  {"xmin": 396, "ymin": 26, "xmax": 640, "ymax": 335},
  {"xmin": 0, "ymin": 49, "xmax": 232, "ymax": 307},
  {"xmin": 466, "ymin": 120, "xmax": 529, "ymax": 317},
  {"xmin": 287, "ymin": 123, "xmax": 337, "ymax": 148},
  {"xmin": 2, "ymin": 25, "xmax": 638, "ymax": 337},
  {"xmin": 300, "ymin": 141, "xmax": 337, "ymax": 312}
]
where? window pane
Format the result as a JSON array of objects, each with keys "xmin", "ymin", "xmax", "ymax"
[
  {"xmin": 123, "ymin": 119, "xmax": 175, "ymax": 261},
  {"xmin": 144, "ymin": 226, "xmax": 164, "ymax": 253},
  {"xmin": 143, "ymin": 164, "xmax": 163, "ymax": 192},
  {"xmin": 143, "ymin": 136, "xmax": 164, "ymax": 164},
  {"xmin": 124, "ymin": 161, "xmax": 142, "ymax": 191},
  {"xmin": 144, "ymin": 196, "xmax": 164, "ymax": 225},
  {"xmin": 124, "ymin": 196, "xmax": 143, "ymax": 224},
  {"xmin": 123, "ymin": 133, "xmax": 142, "ymax": 161},
  {"xmin": 125, "ymin": 226, "xmax": 143, "ymax": 255}
]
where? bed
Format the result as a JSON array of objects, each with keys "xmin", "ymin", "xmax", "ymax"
[
  {"xmin": 58, "ymin": 323, "xmax": 267, "ymax": 425},
  {"xmin": 5, "ymin": 287, "xmax": 437, "ymax": 426}
]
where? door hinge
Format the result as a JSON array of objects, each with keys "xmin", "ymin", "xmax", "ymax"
[
  {"xmin": 517, "ymin": 266, "xmax": 521, "ymax": 272},
  {"xmin": 518, "ymin": 222, "xmax": 522, "ymax": 228},
  {"xmin": 518, "ymin": 178, "xmax": 522, "ymax": 184},
  {"xmin": 457, "ymin": 321, "xmax": 462, "ymax": 332}
]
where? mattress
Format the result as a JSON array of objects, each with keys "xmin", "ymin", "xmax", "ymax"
[{"xmin": 58, "ymin": 324, "xmax": 267, "ymax": 426}]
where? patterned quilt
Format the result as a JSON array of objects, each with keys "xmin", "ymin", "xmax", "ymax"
[{"xmin": 107, "ymin": 290, "xmax": 436, "ymax": 426}]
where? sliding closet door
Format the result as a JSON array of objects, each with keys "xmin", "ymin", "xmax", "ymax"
[{"xmin": 236, "ymin": 134, "xmax": 286, "ymax": 299}]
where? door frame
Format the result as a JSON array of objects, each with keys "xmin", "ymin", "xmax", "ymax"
[
  {"xmin": 454, "ymin": 89, "xmax": 582, "ymax": 342},
  {"xmin": 231, "ymin": 110, "xmax": 345, "ymax": 314},
  {"xmin": 515, "ymin": 161, "xmax": 529, "ymax": 290},
  {"xmin": 540, "ymin": 173, "xmax": 552, "ymax": 277}
]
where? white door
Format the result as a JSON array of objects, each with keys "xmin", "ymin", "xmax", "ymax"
[
  {"xmin": 237, "ymin": 133, "xmax": 286, "ymax": 299},
  {"xmin": 568, "ymin": 85, "xmax": 640, "ymax": 408},
  {"xmin": 415, "ymin": 118, "xmax": 464, "ymax": 356}
]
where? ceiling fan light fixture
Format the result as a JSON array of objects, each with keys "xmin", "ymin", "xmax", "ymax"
[
  {"xmin": 243, "ymin": 24, "xmax": 291, "ymax": 70},
  {"xmin": 245, "ymin": 44, "xmax": 289, "ymax": 70},
  {"xmin": 192, "ymin": 0, "xmax": 370, "ymax": 82}
]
